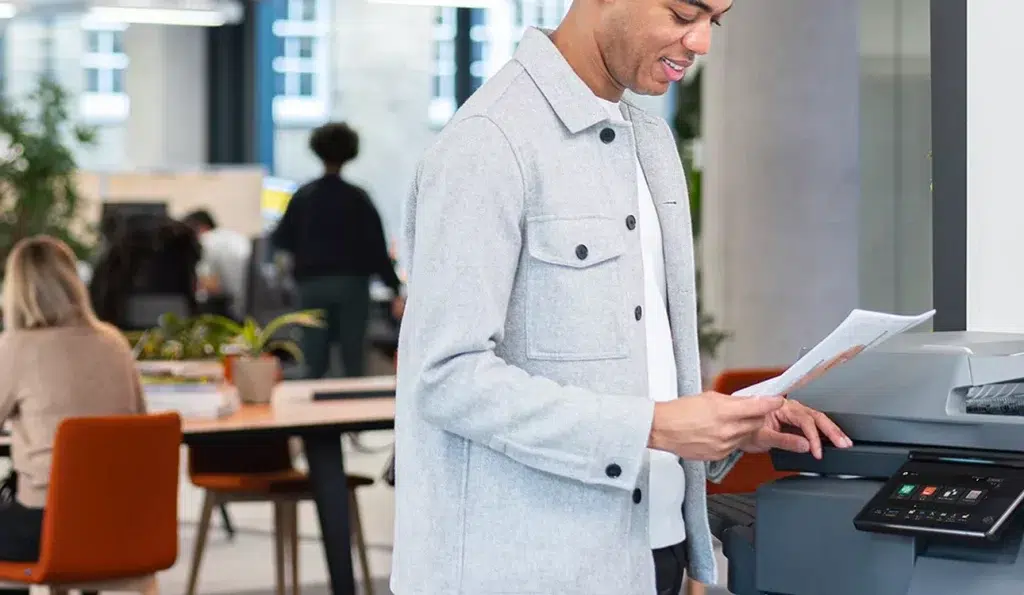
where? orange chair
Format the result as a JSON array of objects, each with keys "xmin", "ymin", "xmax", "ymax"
[
  {"xmin": 184, "ymin": 439, "xmax": 375, "ymax": 595},
  {"xmin": 0, "ymin": 412, "xmax": 182, "ymax": 594}
]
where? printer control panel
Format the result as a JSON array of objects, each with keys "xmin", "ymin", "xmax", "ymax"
[{"xmin": 854, "ymin": 458, "xmax": 1024, "ymax": 541}]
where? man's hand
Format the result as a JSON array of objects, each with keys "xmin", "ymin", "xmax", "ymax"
[
  {"xmin": 648, "ymin": 392, "xmax": 786, "ymax": 460},
  {"xmin": 742, "ymin": 398, "xmax": 852, "ymax": 459}
]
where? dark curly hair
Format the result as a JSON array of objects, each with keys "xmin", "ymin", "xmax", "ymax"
[{"xmin": 309, "ymin": 122, "xmax": 359, "ymax": 167}]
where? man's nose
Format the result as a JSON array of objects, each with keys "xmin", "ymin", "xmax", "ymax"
[{"xmin": 683, "ymin": 23, "xmax": 712, "ymax": 55}]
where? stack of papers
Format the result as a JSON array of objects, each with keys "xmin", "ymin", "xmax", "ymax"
[
  {"xmin": 736, "ymin": 309, "xmax": 936, "ymax": 397},
  {"xmin": 142, "ymin": 378, "xmax": 239, "ymax": 420}
]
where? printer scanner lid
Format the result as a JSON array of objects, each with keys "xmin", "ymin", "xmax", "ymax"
[{"xmin": 786, "ymin": 331, "xmax": 1024, "ymax": 454}]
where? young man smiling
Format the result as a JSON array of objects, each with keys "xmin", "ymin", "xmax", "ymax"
[{"xmin": 391, "ymin": 1, "xmax": 851, "ymax": 593}]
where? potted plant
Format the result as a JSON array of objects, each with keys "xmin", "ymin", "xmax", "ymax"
[
  {"xmin": 131, "ymin": 312, "xmax": 233, "ymax": 361},
  {"xmin": 201, "ymin": 310, "xmax": 325, "ymax": 404},
  {"xmin": 0, "ymin": 77, "xmax": 98, "ymax": 268}
]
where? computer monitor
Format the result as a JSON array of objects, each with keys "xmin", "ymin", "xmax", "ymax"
[{"xmin": 100, "ymin": 202, "xmax": 169, "ymax": 241}]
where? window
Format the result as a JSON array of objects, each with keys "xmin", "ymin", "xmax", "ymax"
[
  {"xmin": 80, "ymin": 22, "xmax": 129, "ymax": 122},
  {"xmin": 429, "ymin": 8, "xmax": 491, "ymax": 126},
  {"xmin": 429, "ymin": 8, "xmax": 457, "ymax": 126},
  {"xmin": 428, "ymin": 2, "xmax": 571, "ymax": 126},
  {"xmin": 511, "ymin": 0, "xmax": 569, "ymax": 47},
  {"xmin": 272, "ymin": 0, "xmax": 330, "ymax": 124}
]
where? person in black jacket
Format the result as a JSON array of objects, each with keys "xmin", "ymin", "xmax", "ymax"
[{"xmin": 271, "ymin": 122, "xmax": 404, "ymax": 378}]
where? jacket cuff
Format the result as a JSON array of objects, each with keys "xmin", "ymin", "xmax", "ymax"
[
  {"xmin": 589, "ymin": 396, "xmax": 655, "ymax": 490},
  {"xmin": 706, "ymin": 450, "xmax": 743, "ymax": 483}
]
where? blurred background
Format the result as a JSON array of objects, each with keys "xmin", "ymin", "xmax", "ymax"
[
  {"xmin": 0, "ymin": 1, "xmax": 948, "ymax": 592},
  {"xmin": 0, "ymin": 0, "xmax": 935, "ymax": 373}
]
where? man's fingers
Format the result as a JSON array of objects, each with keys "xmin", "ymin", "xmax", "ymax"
[
  {"xmin": 792, "ymin": 411, "xmax": 823, "ymax": 459},
  {"xmin": 758, "ymin": 428, "xmax": 810, "ymax": 454},
  {"xmin": 813, "ymin": 409, "xmax": 853, "ymax": 448},
  {"xmin": 722, "ymin": 395, "xmax": 785, "ymax": 419}
]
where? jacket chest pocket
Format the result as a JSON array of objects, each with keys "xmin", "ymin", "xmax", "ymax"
[{"xmin": 524, "ymin": 215, "xmax": 629, "ymax": 361}]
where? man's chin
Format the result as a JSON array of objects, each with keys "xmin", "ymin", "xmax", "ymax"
[{"xmin": 629, "ymin": 82, "xmax": 671, "ymax": 97}]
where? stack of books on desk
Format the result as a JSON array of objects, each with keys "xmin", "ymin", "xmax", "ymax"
[{"xmin": 138, "ymin": 362, "xmax": 239, "ymax": 420}]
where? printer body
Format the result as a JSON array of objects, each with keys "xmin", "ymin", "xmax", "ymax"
[{"xmin": 732, "ymin": 331, "xmax": 1024, "ymax": 595}]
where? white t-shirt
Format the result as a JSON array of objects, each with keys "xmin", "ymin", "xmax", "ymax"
[
  {"xmin": 197, "ymin": 227, "xmax": 252, "ymax": 318},
  {"xmin": 597, "ymin": 97, "xmax": 686, "ymax": 549}
]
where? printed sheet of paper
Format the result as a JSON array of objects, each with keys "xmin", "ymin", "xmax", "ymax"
[{"xmin": 734, "ymin": 309, "xmax": 936, "ymax": 397}]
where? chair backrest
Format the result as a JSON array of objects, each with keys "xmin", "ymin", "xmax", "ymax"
[
  {"xmin": 35, "ymin": 413, "xmax": 182, "ymax": 583},
  {"xmin": 124, "ymin": 294, "xmax": 192, "ymax": 331},
  {"xmin": 707, "ymin": 367, "xmax": 793, "ymax": 495}
]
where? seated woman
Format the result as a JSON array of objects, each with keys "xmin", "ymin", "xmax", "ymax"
[{"xmin": 0, "ymin": 235, "xmax": 146, "ymax": 566}]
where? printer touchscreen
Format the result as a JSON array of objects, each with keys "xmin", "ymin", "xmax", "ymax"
[{"xmin": 854, "ymin": 458, "xmax": 1024, "ymax": 541}]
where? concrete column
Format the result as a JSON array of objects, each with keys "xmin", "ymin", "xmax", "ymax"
[
  {"xmin": 124, "ymin": 24, "xmax": 207, "ymax": 169},
  {"xmin": 700, "ymin": 0, "xmax": 861, "ymax": 369}
]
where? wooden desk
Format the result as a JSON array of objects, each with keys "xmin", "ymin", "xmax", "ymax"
[
  {"xmin": 183, "ymin": 376, "xmax": 396, "ymax": 437},
  {"xmin": 1, "ymin": 376, "xmax": 396, "ymax": 595},
  {"xmin": 185, "ymin": 376, "xmax": 396, "ymax": 595},
  {"xmin": 182, "ymin": 397, "xmax": 394, "ymax": 435}
]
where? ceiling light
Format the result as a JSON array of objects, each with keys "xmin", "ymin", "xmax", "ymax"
[
  {"xmin": 0, "ymin": 2, "xmax": 16, "ymax": 18},
  {"xmin": 87, "ymin": 4, "xmax": 242, "ymax": 26},
  {"xmin": 366, "ymin": 0, "xmax": 500, "ymax": 8}
]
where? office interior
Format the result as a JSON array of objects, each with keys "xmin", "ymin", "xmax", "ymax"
[{"xmin": 2, "ymin": 0, "xmax": 1019, "ymax": 593}]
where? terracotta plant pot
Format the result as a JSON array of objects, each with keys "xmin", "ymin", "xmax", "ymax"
[{"xmin": 231, "ymin": 356, "xmax": 282, "ymax": 404}]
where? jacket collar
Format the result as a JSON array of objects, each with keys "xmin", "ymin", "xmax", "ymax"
[{"xmin": 514, "ymin": 27, "xmax": 615, "ymax": 134}]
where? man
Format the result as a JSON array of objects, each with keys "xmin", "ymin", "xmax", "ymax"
[
  {"xmin": 392, "ymin": 1, "xmax": 852, "ymax": 594},
  {"xmin": 183, "ymin": 209, "xmax": 251, "ymax": 320}
]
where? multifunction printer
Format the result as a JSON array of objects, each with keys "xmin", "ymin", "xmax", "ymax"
[{"xmin": 725, "ymin": 332, "xmax": 1024, "ymax": 595}]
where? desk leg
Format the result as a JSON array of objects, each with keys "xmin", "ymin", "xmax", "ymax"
[{"xmin": 303, "ymin": 431, "xmax": 357, "ymax": 595}]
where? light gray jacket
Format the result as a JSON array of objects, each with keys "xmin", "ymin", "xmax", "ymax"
[{"xmin": 391, "ymin": 27, "xmax": 739, "ymax": 595}]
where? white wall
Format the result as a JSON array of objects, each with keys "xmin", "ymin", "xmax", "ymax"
[
  {"xmin": 124, "ymin": 24, "xmax": 207, "ymax": 169},
  {"xmin": 965, "ymin": 0, "xmax": 1024, "ymax": 331}
]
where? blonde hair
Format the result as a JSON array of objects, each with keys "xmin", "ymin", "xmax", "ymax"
[{"xmin": 2, "ymin": 235, "xmax": 97, "ymax": 330}]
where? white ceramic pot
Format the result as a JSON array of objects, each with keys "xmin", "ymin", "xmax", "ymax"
[{"xmin": 231, "ymin": 356, "xmax": 281, "ymax": 405}]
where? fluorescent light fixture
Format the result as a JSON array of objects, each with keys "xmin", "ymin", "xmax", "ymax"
[
  {"xmin": 366, "ymin": 0, "xmax": 500, "ymax": 8},
  {"xmin": 0, "ymin": 2, "xmax": 16, "ymax": 18},
  {"xmin": 87, "ymin": 3, "xmax": 242, "ymax": 26}
]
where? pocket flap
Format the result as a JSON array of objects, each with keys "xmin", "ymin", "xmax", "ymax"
[{"xmin": 526, "ymin": 215, "xmax": 626, "ymax": 268}]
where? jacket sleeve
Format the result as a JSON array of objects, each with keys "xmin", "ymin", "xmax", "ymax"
[
  {"xmin": 401, "ymin": 115, "xmax": 655, "ymax": 492},
  {"xmin": 707, "ymin": 451, "xmax": 743, "ymax": 482}
]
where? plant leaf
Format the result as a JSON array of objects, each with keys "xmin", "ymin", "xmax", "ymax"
[
  {"xmin": 264, "ymin": 340, "xmax": 305, "ymax": 363},
  {"xmin": 194, "ymin": 314, "xmax": 244, "ymax": 336},
  {"xmin": 258, "ymin": 309, "xmax": 325, "ymax": 347}
]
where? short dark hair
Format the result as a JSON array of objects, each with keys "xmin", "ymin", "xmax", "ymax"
[
  {"xmin": 309, "ymin": 122, "xmax": 359, "ymax": 166},
  {"xmin": 183, "ymin": 209, "xmax": 216, "ymax": 230}
]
